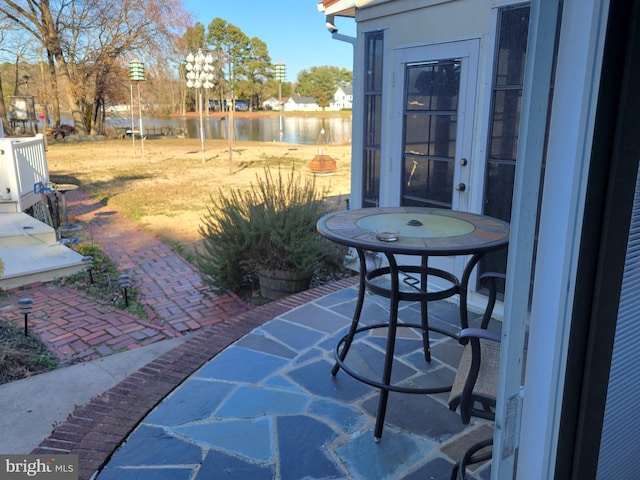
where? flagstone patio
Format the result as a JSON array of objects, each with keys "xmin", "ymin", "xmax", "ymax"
[{"xmin": 96, "ymin": 286, "xmax": 494, "ymax": 480}]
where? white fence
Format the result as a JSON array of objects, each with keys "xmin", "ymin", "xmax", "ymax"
[{"xmin": 0, "ymin": 134, "xmax": 49, "ymax": 211}]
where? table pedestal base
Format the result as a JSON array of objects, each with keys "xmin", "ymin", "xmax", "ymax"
[{"xmin": 332, "ymin": 248, "xmax": 483, "ymax": 441}]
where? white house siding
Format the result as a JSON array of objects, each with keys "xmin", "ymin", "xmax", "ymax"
[
  {"xmin": 329, "ymin": 87, "xmax": 353, "ymax": 110},
  {"xmin": 262, "ymin": 97, "xmax": 282, "ymax": 110},
  {"xmin": 283, "ymin": 97, "xmax": 321, "ymax": 112}
]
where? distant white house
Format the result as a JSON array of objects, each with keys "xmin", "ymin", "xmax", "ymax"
[
  {"xmin": 106, "ymin": 105, "xmax": 130, "ymax": 113},
  {"xmin": 283, "ymin": 96, "xmax": 321, "ymax": 112},
  {"xmin": 262, "ymin": 97, "xmax": 282, "ymax": 111},
  {"xmin": 329, "ymin": 86, "xmax": 353, "ymax": 110}
]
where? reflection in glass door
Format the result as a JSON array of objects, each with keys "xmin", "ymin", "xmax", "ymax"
[{"xmin": 401, "ymin": 60, "xmax": 461, "ymax": 208}]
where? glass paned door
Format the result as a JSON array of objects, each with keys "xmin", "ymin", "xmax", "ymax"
[
  {"xmin": 394, "ymin": 40, "xmax": 477, "ymax": 214},
  {"xmin": 392, "ymin": 40, "xmax": 479, "ymax": 283},
  {"xmin": 402, "ymin": 60, "xmax": 461, "ymax": 207}
]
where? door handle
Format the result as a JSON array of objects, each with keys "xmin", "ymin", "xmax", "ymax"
[{"xmin": 455, "ymin": 183, "xmax": 466, "ymax": 192}]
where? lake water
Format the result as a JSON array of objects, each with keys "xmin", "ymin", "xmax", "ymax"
[{"xmin": 107, "ymin": 114, "xmax": 352, "ymax": 145}]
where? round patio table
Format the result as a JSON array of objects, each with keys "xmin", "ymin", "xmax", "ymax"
[{"xmin": 316, "ymin": 206, "xmax": 510, "ymax": 440}]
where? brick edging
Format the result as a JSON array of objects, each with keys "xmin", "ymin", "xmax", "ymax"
[{"xmin": 31, "ymin": 277, "xmax": 357, "ymax": 480}]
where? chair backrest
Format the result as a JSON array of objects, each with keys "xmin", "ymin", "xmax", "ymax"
[{"xmin": 448, "ymin": 273, "xmax": 504, "ymax": 424}]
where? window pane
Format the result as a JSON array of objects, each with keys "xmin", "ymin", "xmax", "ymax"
[
  {"xmin": 363, "ymin": 149, "xmax": 381, "ymax": 207},
  {"xmin": 365, "ymin": 96, "xmax": 382, "ymax": 147},
  {"xmin": 489, "ymin": 89, "xmax": 523, "ymax": 160},
  {"xmin": 495, "ymin": 7, "xmax": 530, "ymax": 87},
  {"xmin": 403, "ymin": 155, "xmax": 454, "ymax": 207},
  {"xmin": 405, "ymin": 113, "xmax": 457, "ymax": 156},
  {"xmin": 484, "ymin": 161, "xmax": 515, "ymax": 222},
  {"xmin": 366, "ymin": 33, "xmax": 384, "ymax": 92},
  {"xmin": 406, "ymin": 61, "xmax": 460, "ymax": 111}
]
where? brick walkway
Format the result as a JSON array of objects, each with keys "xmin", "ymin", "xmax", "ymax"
[{"xmin": 1, "ymin": 189, "xmax": 250, "ymax": 364}]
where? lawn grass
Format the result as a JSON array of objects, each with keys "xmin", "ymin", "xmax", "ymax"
[{"xmin": 0, "ymin": 319, "xmax": 59, "ymax": 385}]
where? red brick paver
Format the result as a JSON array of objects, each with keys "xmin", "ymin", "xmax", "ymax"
[{"xmin": 0, "ymin": 189, "xmax": 250, "ymax": 363}]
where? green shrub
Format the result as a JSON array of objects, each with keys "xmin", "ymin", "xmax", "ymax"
[{"xmin": 197, "ymin": 167, "xmax": 344, "ymax": 294}]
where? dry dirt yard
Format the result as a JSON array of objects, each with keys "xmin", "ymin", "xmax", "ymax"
[{"xmin": 45, "ymin": 137, "xmax": 352, "ymax": 257}]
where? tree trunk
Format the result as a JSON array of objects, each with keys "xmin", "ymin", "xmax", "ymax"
[
  {"xmin": 46, "ymin": 51, "xmax": 61, "ymax": 127},
  {"xmin": 40, "ymin": 0, "xmax": 86, "ymax": 133},
  {"xmin": 53, "ymin": 51, "xmax": 87, "ymax": 134},
  {"xmin": 13, "ymin": 56, "xmax": 20, "ymax": 95},
  {"xmin": 38, "ymin": 50, "xmax": 50, "ymax": 127},
  {"xmin": 92, "ymin": 97, "xmax": 105, "ymax": 135},
  {"xmin": 92, "ymin": 70, "xmax": 106, "ymax": 135},
  {"xmin": 0, "ymin": 75, "xmax": 12, "ymax": 135}
]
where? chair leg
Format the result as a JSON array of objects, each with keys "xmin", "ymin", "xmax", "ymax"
[
  {"xmin": 451, "ymin": 463, "xmax": 460, "ymax": 480},
  {"xmin": 451, "ymin": 437, "xmax": 493, "ymax": 480}
]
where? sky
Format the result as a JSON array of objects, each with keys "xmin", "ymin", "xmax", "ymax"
[{"xmin": 181, "ymin": 0, "xmax": 356, "ymax": 82}]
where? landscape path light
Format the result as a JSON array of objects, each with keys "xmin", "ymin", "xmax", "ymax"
[
  {"xmin": 118, "ymin": 274, "xmax": 132, "ymax": 307},
  {"xmin": 186, "ymin": 50, "xmax": 215, "ymax": 163},
  {"xmin": 82, "ymin": 255, "xmax": 94, "ymax": 284},
  {"xmin": 18, "ymin": 297, "xmax": 33, "ymax": 336}
]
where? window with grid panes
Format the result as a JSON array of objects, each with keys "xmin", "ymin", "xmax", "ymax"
[
  {"xmin": 480, "ymin": 4, "xmax": 530, "ymax": 286},
  {"xmin": 362, "ymin": 31, "xmax": 384, "ymax": 207}
]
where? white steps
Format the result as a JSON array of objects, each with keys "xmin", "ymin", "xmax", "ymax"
[
  {"xmin": 0, "ymin": 199, "xmax": 19, "ymax": 214},
  {"xmin": 0, "ymin": 213, "xmax": 85, "ymax": 290}
]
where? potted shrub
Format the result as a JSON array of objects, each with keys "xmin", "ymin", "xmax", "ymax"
[{"xmin": 197, "ymin": 167, "xmax": 345, "ymax": 300}]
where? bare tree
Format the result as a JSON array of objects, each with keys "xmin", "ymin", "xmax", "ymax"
[
  {"xmin": 0, "ymin": 0, "xmax": 190, "ymax": 134},
  {"xmin": 0, "ymin": 18, "xmax": 14, "ymax": 134}
]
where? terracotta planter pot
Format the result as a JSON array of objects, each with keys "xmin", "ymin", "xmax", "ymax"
[{"xmin": 258, "ymin": 269, "xmax": 314, "ymax": 300}]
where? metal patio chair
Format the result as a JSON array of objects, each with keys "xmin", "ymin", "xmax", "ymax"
[{"xmin": 448, "ymin": 273, "xmax": 504, "ymax": 480}]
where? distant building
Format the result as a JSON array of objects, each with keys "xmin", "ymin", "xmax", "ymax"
[
  {"xmin": 262, "ymin": 97, "xmax": 282, "ymax": 111},
  {"xmin": 283, "ymin": 95, "xmax": 321, "ymax": 112},
  {"xmin": 106, "ymin": 105, "xmax": 130, "ymax": 113},
  {"xmin": 329, "ymin": 86, "xmax": 353, "ymax": 110}
]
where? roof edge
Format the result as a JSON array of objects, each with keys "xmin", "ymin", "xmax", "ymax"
[{"xmin": 318, "ymin": 0, "xmax": 386, "ymax": 17}]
